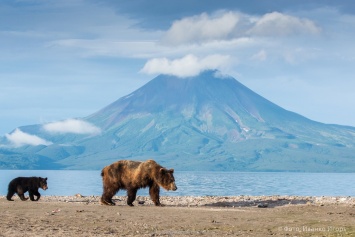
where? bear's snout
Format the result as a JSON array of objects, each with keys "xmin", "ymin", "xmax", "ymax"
[
  {"xmin": 171, "ymin": 183, "xmax": 177, "ymax": 191},
  {"xmin": 42, "ymin": 185, "xmax": 48, "ymax": 190}
]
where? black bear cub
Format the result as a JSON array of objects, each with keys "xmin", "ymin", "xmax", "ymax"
[{"xmin": 7, "ymin": 177, "xmax": 48, "ymax": 201}]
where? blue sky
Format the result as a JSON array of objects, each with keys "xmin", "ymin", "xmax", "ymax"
[{"xmin": 1, "ymin": 0, "xmax": 355, "ymax": 136}]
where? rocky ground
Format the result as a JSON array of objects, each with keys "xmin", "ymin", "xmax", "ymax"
[{"xmin": 0, "ymin": 195, "xmax": 354, "ymax": 236}]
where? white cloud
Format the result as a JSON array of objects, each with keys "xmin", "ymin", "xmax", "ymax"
[
  {"xmin": 5, "ymin": 129, "xmax": 52, "ymax": 147},
  {"xmin": 43, "ymin": 119, "xmax": 101, "ymax": 135},
  {"xmin": 161, "ymin": 11, "xmax": 320, "ymax": 46},
  {"xmin": 162, "ymin": 11, "xmax": 240, "ymax": 45},
  {"xmin": 140, "ymin": 54, "xmax": 230, "ymax": 77},
  {"xmin": 248, "ymin": 12, "xmax": 321, "ymax": 37}
]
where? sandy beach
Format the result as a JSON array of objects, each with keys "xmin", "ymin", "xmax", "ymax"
[{"xmin": 0, "ymin": 195, "xmax": 353, "ymax": 236}]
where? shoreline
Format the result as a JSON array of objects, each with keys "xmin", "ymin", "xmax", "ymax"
[{"xmin": 2, "ymin": 195, "xmax": 354, "ymax": 207}]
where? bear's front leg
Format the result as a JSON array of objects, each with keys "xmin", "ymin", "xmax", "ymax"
[
  {"xmin": 30, "ymin": 190, "xmax": 41, "ymax": 201},
  {"xmin": 127, "ymin": 189, "xmax": 138, "ymax": 206},
  {"xmin": 29, "ymin": 191, "xmax": 35, "ymax": 201},
  {"xmin": 35, "ymin": 193, "xmax": 41, "ymax": 201},
  {"xmin": 149, "ymin": 183, "xmax": 162, "ymax": 206}
]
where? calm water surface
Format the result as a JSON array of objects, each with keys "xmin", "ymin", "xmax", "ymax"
[{"xmin": 0, "ymin": 170, "xmax": 354, "ymax": 197}]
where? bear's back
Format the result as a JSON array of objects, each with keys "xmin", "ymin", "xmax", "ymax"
[{"xmin": 9, "ymin": 177, "xmax": 39, "ymax": 189}]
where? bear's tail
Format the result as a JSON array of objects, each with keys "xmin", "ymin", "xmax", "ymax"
[{"xmin": 101, "ymin": 170, "xmax": 104, "ymax": 177}]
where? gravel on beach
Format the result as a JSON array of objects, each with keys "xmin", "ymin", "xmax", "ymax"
[
  {"xmin": 11, "ymin": 194, "xmax": 354, "ymax": 207},
  {"xmin": 1, "ymin": 195, "xmax": 354, "ymax": 236}
]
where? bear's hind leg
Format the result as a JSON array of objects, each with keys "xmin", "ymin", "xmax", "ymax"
[
  {"xmin": 101, "ymin": 186, "xmax": 118, "ymax": 206},
  {"xmin": 127, "ymin": 188, "xmax": 137, "ymax": 206},
  {"xmin": 101, "ymin": 196, "xmax": 116, "ymax": 205},
  {"xmin": 6, "ymin": 190, "xmax": 15, "ymax": 201},
  {"xmin": 18, "ymin": 194, "xmax": 28, "ymax": 201}
]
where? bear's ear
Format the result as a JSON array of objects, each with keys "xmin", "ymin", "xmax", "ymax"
[
  {"xmin": 169, "ymin": 169, "xmax": 174, "ymax": 173},
  {"xmin": 159, "ymin": 168, "xmax": 166, "ymax": 174},
  {"xmin": 45, "ymin": 177, "xmax": 47, "ymax": 181}
]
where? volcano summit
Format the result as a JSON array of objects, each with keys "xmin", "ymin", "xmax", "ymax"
[{"xmin": 1, "ymin": 70, "xmax": 355, "ymax": 171}]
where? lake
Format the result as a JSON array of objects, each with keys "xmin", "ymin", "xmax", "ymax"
[{"xmin": 0, "ymin": 170, "xmax": 354, "ymax": 197}]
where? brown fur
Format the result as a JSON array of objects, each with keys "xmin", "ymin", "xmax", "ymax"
[{"xmin": 100, "ymin": 159, "xmax": 177, "ymax": 206}]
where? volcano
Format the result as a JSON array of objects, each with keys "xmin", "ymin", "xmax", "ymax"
[{"xmin": 1, "ymin": 70, "xmax": 355, "ymax": 171}]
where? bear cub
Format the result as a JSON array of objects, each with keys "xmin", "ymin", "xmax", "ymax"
[
  {"xmin": 7, "ymin": 177, "xmax": 48, "ymax": 201},
  {"xmin": 101, "ymin": 159, "xmax": 177, "ymax": 206}
]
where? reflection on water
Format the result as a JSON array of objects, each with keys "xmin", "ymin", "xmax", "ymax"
[{"xmin": 0, "ymin": 170, "xmax": 354, "ymax": 197}]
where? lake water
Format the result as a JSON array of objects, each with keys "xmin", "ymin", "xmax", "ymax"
[{"xmin": 0, "ymin": 170, "xmax": 354, "ymax": 197}]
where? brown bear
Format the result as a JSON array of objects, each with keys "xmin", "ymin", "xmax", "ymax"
[
  {"xmin": 100, "ymin": 159, "xmax": 177, "ymax": 206},
  {"xmin": 7, "ymin": 177, "xmax": 48, "ymax": 201}
]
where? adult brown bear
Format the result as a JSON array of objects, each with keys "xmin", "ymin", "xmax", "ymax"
[
  {"xmin": 7, "ymin": 177, "xmax": 48, "ymax": 201},
  {"xmin": 100, "ymin": 159, "xmax": 177, "ymax": 206}
]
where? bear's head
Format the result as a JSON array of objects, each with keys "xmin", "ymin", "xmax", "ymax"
[
  {"xmin": 39, "ymin": 177, "xmax": 48, "ymax": 190},
  {"xmin": 157, "ymin": 168, "xmax": 177, "ymax": 191}
]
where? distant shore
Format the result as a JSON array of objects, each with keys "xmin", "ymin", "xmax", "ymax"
[{"xmin": 1, "ymin": 195, "xmax": 354, "ymax": 236}]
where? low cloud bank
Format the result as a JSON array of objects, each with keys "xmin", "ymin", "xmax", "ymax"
[
  {"xmin": 6, "ymin": 129, "xmax": 52, "ymax": 147},
  {"xmin": 43, "ymin": 119, "xmax": 101, "ymax": 135}
]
